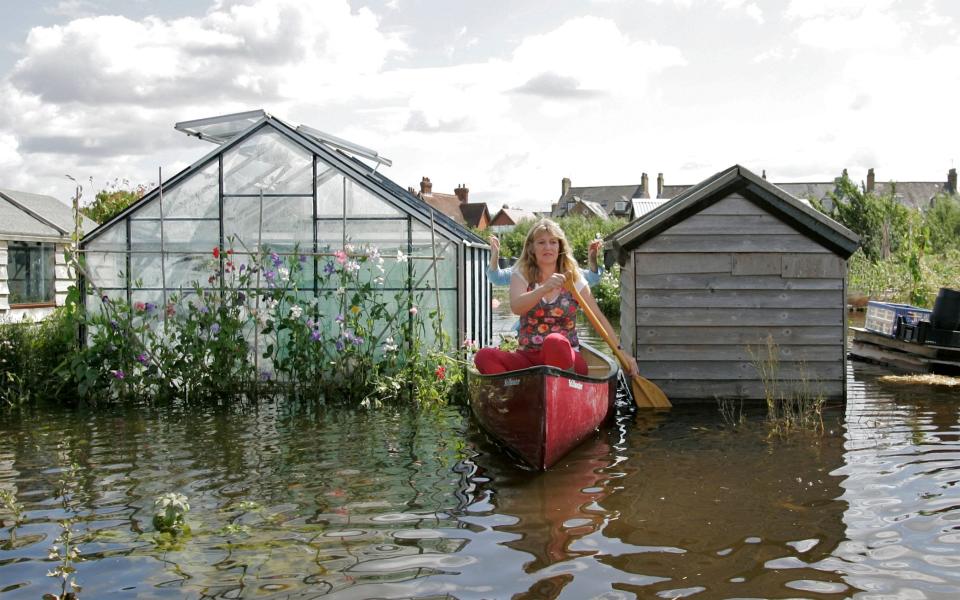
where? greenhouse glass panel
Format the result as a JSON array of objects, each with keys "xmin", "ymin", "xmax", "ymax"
[
  {"xmin": 130, "ymin": 219, "xmax": 219, "ymax": 253},
  {"xmin": 158, "ymin": 160, "xmax": 219, "ymax": 218},
  {"xmin": 86, "ymin": 225, "xmax": 126, "ymax": 251},
  {"xmin": 223, "ymin": 196, "xmax": 312, "ymax": 252},
  {"xmin": 223, "ymin": 129, "xmax": 313, "ymax": 195},
  {"xmin": 84, "ymin": 251, "xmax": 126, "ymax": 289},
  {"xmin": 345, "ymin": 179, "xmax": 402, "ymax": 217},
  {"xmin": 409, "ymin": 222, "xmax": 458, "ymax": 290},
  {"xmin": 165, "ymin": 255, "xmax": 217, "ymax": 290},
  {"xmin": 316, "ymin": 162, "xmax": 343, "ymax": 218},
  {"xmin": 130, "ymin": 254, "xmax": 163, "ymax": 289}
]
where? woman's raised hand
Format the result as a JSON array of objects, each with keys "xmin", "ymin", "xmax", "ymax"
[{"xmin": 542, "ymin": 272, "xmax": 566, "ymax": 291}]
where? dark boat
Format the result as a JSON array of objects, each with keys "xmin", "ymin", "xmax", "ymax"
[{"xmin": 467, "ymin": 342, "xmax": 620, "ymax": 470}]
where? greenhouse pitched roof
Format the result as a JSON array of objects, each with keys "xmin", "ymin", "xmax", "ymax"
[{"xmin": 84, "ymin": 112, "xmax": 485, "ymax": 247}]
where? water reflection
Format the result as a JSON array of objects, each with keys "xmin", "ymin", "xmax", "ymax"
[{"xmin": 1, "ymin": 362, "xmax": 959, "ymax": 598}]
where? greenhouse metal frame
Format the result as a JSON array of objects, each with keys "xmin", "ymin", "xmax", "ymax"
[{"xmin": 80, "ymin": 110, "xmax": 492, "ymax": 347}]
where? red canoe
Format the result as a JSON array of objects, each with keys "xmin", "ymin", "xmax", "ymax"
[{"xmin": 468, "ymin": 342, "xmax": 619, "ymax": 470}]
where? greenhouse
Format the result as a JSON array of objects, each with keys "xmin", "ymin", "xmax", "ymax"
[{"xmin": 80, "ymin": 110, "xmax": 492, "ymax": 351}]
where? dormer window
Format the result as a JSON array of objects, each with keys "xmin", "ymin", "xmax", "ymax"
[
  {"xmin": 614, "ymin": 200, "xmax": 627, "ymax": 213},
  {"xmin": 566, "ymin": 201, "xmax": 576, "ymax": 212}
]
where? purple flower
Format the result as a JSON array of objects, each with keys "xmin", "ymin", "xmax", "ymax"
[
  {"xmin": 299, "ymin": 254, "xmax": 307, "ymax": 263},
  {"xmin": 335, "ymin": 314, "xmax": 344, "ymax": 323},
  {"xmin": 335, "ymin": 338, "xmax": 345, "ymax": 351},
  {"xmin": 351, "ymin": 335, "xmax": 364, "ymax": 346},
  {"xmin": 237, "ymin": 292, "xmax": 246, "ymax": 303},
  {"xmin": 239, "ymin": 263, "xmax": 246, "ymax": 273},
  {"xmin": 109, "ymin": 319, "xmax": 118, "ymax": 330},
  {"xmin": 200, "ymin": 306, "xmax": 209, "ymax": 314},
  {"xmin": 271, "ymin": 252, "xmax": 282, "ymax": 268},
  {"xmin": 136, "ymin": 353, "xmax": 149, "ymax": 365},
  {"xmin": 144, "ymin": 302, "xmax": 156, "ymax": 312},
  {"xmin": 210, "ymin": 322, "xmax": 221, "ymax": 335},
  {"xmin": 323, "ymin": 262, "xmax": 335, "ymax": 275},
  {"xmin": 260, "ymin": 370, "xmax": 273, "ymax": 381},
  {"xmin": 111, "ymin": 369, "xmax": 125, "ymax": 380},
  {"xmin": 306, "ymin": 318, "xmax": 314, "ymax": 328},
  {"xmin": 311, "ymin": 329, "xmax": 322, "ymax": 342},
  {"xmin": 265, "ymin": 270, "xmax": 276, "ymax": 283}
]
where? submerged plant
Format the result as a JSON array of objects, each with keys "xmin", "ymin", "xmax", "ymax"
[
  {"xmin": 747, "ymin": 335, "xmax": 825, "ymax": 436},
  {"xmin": 45, "ymin": 520, "xmax": 83, "ymax": 600},
  {"xmin": 153, "ymin": 492, "xmax": 191, "ymax": 535}
]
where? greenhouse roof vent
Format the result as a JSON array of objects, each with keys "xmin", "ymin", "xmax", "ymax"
[
  {"xmin": 297, "ymin": 124, "xmax": 393, "ymax": 171},
  {"xmin": 174, "ymin": 109, "xmax": 269, "ymax": 144}
]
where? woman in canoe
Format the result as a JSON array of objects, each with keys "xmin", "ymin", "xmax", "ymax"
[{"xmin": 475, "ymin": 218, "xmax": 638, "ymax": 377}]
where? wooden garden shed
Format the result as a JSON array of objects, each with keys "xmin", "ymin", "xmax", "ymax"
[{"xmin": 606, "ymin": 165, "xmax": 859, "ymax": 403}]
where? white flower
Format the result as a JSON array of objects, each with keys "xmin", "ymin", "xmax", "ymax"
[
  {"xmin": 383, "ymin": 337, "xmax": 398, "ymax": 352},
  {"xmin": 374, "ymin": 276, "xmax": 384, "ymax": 285},
  {"xmin": 278, "ymin": 266, "xmax": 290, "ymax": 281},
  {"xmin": 336, "ymin": 287, "xmax": 346, "ymax": 296},
  {"xmin": 289, "ymin": 304, "xmax": 303, "ymax": 319},
  {"xmin": 396, "ymin": 249, "xmax": 408, "ymax": 263}
]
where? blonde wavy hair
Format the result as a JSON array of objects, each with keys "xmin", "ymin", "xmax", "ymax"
[{"xmin": 516, "ymin": 218, "xmax": 581, "ymax": 286}]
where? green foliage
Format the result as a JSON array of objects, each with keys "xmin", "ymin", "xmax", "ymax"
[
  {"xmin": 925, "ymin": 194, "xmax": 960, "ymax": 254},
  {"xmin": 56, "ymin": 242, "xmax": 462, "ymax": 406},
  {"xmin": 592, "ymin": 264, "xmax": 621, "ymax": 318},
  {"xmin": 81, "ymin": 180, "xmax": 146, "ymax": 224},
  {"xmin": 495, "ymin": 215, "xmax": 628, "ymax": 265},
  {"xmin": 747, "ymin": 335, "xmax": 824, "ymax": 436},
  {"xmin": 827, "ymin": 172, "xmax": 911, "ymax": 261},
  {"xmin": 153, "ymin": 492, "xmax": 190, "ymax": 535},
  {"xmin": 848, "ymin": 248, "xmax": 960, "ymax": 308},
  {"xmin": 0, "ymin": 311, "xmax": 76, "ymax": 406}
]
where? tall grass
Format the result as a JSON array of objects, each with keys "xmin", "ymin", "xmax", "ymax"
[{"xmin": 747, "ymin": 335, "xmax": 825, "ymax": 435}]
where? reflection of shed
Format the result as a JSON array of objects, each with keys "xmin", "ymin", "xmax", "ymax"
[
  {"xmin": 80, "ymin": 110, "xmax": 492, "ymax": 345},
  {"xmin": 606, "ymin": 165, "xmax": 859, "ymax": 402},
  {"xmin": 0, "ymin": 189, "xmax": 96, "ymax": 321}
]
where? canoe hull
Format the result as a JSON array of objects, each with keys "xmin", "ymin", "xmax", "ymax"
[{"xmin": 468, "ymin": 343, "xmax": 618, "ymax": 470}]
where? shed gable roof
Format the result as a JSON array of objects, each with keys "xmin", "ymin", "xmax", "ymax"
[
  {"xmin": 607, "ymin": 164, "xmax": 860, "ymax": 259},
  {"xmin": 0, "ymin": 188, "xmax": 97, "ymax": 240}
]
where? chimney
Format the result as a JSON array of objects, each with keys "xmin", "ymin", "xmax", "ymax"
[
  {"xmin": 454, "ymin": 183, "xmax": 469, "ymax": 203},
  {"xmin": 561, "ymin": 177, "xmax": 571, "ymax": 197},
  {"xmin": 641, "ymin": 172, "xmax": 648, "ymax": 195},
  {"xmin": 948, "ymin": 168, "xmax": 957, "ymax": 194},
  {"xmin": 762, "ymin": 169, "xmax": 767, "ymax": 180},
  {"xmin": 657, "ymin": 173, "xmax": 664, "ymax": 198},
  {"xmin": 867, "ymin": 168, "xmax": 875, "ymax": 193},
  {"xmin": 420, "ymin": 176, "xmax": 432, "ymax": 194}
]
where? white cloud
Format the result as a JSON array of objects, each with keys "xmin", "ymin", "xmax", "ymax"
[
  {"xmin": 792, "ymin": 8, "xmax": 906, "ymax": 51},
  {"xmin": 0, "ymin": 132, "xmax": 22, "ymax": 169},
  {"xmin": 785, "ymin": 0, "xmax": 895, "ymax": 20}
]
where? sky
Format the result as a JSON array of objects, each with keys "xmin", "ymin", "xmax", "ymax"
[{"xmin": 0, "ymin": 0, "xmax": 958, "ymax": 213}]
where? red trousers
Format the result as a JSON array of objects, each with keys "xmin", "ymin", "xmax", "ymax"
[{"xmin": 474, "ymin": 333, "xmax": 588, "ymax": 376}]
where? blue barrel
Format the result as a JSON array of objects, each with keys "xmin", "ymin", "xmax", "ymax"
[{"xmin": 930, "ymin": 287, "xmax": 960, "ymax": 331}]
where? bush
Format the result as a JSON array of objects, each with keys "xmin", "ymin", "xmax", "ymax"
[{"xmin": 0, "ymin": 310, "xmax": 77, "ymax": 406}]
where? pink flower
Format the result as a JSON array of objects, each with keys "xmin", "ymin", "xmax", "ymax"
[
  {"xmin": 213, "ymin": 246, "xmax": 220, "ymax": 259},
  {"xmin": 409, "ymin": 306, "xmax": 418, "ymax": 315},
  {"xmin": 334, "ymin": 250, "xmax": 348, "ymax": 265},
  {"xmin": 435, "ymin": 365, "xmax": 446, "ymax": 380}
]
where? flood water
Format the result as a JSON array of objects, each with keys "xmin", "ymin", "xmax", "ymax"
[{"xmin": 1, "ymin": 309, "xmax": 959, "ymax": 599}]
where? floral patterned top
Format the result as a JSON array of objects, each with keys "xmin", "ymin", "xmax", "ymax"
[{"xmin": 514, "ymin": 273, "xmax": 584, "ymax": 351}]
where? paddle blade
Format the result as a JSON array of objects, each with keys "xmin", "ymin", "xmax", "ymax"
[{"xmin": 632, "ymin": 374, "xmax": 671, "ymax": 408}]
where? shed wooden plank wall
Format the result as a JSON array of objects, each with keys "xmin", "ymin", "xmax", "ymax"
[{"xmin": 631, "ymin": 193, "xmax": 847, "ymax": 401}]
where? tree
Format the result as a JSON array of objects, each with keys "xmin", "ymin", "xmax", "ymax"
[
  {"xmin": 925, "ymin": 193, "xmax": 960, "ymax": 254},
  {"xmin": 82, "ymin": 181, "xmax": 147, "ymax": 224},
  {"xmin": 827, "ymin": 171, "xmax": 910, "ymax": 261}
]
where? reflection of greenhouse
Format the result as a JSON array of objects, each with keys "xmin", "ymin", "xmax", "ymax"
[{"xmin": 80, "ymin": 110, "xmax": 492, "ymax": 346}]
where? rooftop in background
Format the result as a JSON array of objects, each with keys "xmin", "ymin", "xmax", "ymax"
[{"xmin": 0, "ymin": 188, "xmax": 97, "ymax": 241}]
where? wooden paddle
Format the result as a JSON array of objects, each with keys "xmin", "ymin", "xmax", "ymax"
[{"xmin": 565, "ymin": 279, "xmax": 671, "ymax": 409}]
